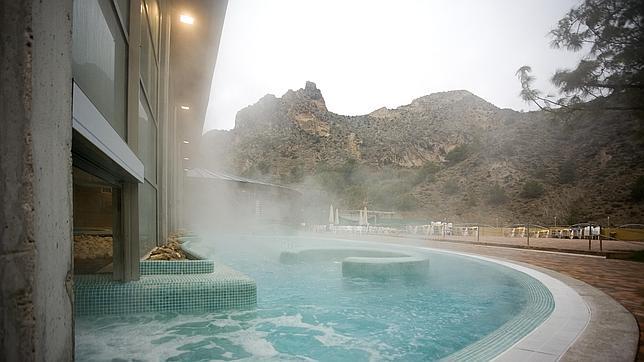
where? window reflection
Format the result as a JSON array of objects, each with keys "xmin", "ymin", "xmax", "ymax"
[{"xmin": 72, "ymin": 0, "xmax": 128, "ymax": 139}]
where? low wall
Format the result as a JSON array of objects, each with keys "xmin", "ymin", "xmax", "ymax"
[
  {"xmin": 75, "ymin": 260, "xmax": 256, "ymax": 316},
  {"xmin": 280, "ymin": 247, "xmax": 430, "ymax": 279},
  {"xmin": 343, "ymin": 256, "xmax": 429, "ymax": 278}
]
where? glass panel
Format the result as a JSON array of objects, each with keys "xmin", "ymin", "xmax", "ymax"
[
  {"xmin": 138, "ymin": 91, "xmax": 157, "ymax": 183},
  {"xmin": 72, "ymin": 167, "xmax": 115, "ymax": 274},
  {"xmin": 140, "ymin": 14, "xmax": 158, "ymax": 115},
  {"xmin": 73, "ymin": 0, "xmax": 128, "ymax": 139},
  {"xmin": 115, "ymin": 0, "xmax": 130, "ymax": 31},
  {"xmin": 145, "ymin": 0, "xmax": 160, "ymax": 51},
  {"xmin": 139, "ymin": 181, "xmax": 157, "ymax": 256}
]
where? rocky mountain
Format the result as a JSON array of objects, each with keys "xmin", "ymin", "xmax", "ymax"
[{"xmin": 202, "ymin": 82, "xmax": 644, "ymax": 225}]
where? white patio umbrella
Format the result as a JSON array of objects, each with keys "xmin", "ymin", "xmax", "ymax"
[
  {"xmin": 329, "ymin": 204, "xmax": 334, "ymax": 224},
  {"xmin": 335, "ymin": 208, "xmax": 340, "ymax": 225}
]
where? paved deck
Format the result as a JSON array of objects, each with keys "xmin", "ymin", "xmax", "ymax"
[{"xmin": 353, "ymin": 235, "xmax": 644, "ymax": 361}]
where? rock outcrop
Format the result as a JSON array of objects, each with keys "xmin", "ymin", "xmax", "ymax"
[{"xmin": 203, "ymin": 82, "xmax": 644, "ymax": 224}]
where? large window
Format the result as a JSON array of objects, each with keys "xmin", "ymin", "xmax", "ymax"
[
  {"xmin": 140, "ymin": 0, "xmax": 159, "ymax": 115},
  {"xmin": 145, "ymin": 0, "xmax": 160, "ymax": 50},
  {"xmin": 71, "ymin": 0, "xmax": 167, "ymax": 278},
  {"xmin": 114, "ymin": 0, "xmax": 130, "ymax": 30},
  {"xmin": 139, "ymin": 181, "xmax": 157, "ymax": 256},
  {"xmin": 138, "ymin": 92, "xmax": 157, "ymax": 183},
  {"xmin": 72, "ymin": 167, "xmax": 117, "ymax": 275},
  {"xmin": 72, "ymin": 0, "xmax": 128, "ymax": 139},
  {"xmin": 138, "ymin": 0, "xmax": 161, "ymax": 251}
]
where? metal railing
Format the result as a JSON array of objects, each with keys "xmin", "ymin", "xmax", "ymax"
[{"xmin": 306, "ymin": 222, "xmax": 644, "ymax": 253}]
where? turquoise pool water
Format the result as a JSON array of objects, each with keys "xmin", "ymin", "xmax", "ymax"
[{"xmin": 75, "ymin": 236, "xmax": 553, "ymax": 361}]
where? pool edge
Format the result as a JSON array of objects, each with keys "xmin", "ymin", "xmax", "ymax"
[
  {"xmin": 417, "ymin": 248, "xmax": 638, "ymax": 362},
  {"xmin": 493, "ymin": 260, "xmax": 639, "ymax": 362},
  {"xmin": 332, "ymin": 237, "xmax": 638, "ymax": 361}
]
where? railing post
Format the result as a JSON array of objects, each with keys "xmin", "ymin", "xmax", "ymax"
[{"xmin": 526, "ymin": 223, "xmax": 530, "ymax": 246}]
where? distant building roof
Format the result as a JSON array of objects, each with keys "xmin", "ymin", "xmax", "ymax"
[{"xmin": 185, "ymin": 168, "xmax": 300, "ymax": 194}]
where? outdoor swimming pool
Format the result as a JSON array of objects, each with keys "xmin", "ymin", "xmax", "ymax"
[{"xmin": 75, "ymin": 235, "xmax": 554, "ymax": 361}]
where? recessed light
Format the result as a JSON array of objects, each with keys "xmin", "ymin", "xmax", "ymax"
[
  {"xmin": 179, "ymin": 14, "xmax": 194, "ymax": 25},
  {"xmin": 183, "ymin": 140, "xmax": 190, "ymax": 144},
  {"xmin": 180, "ymin": 105, "xmax": 190, "ymax": 110},
  {"xmin": 183, "ymin": 157, "xmax": 189, "ymax": 160}
]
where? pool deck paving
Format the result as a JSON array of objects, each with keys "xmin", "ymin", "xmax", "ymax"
[{"xmin": 339, "ymin": 234, "xmax": 644, "ymax": 361}]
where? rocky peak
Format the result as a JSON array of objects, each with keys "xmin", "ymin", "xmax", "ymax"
[
  {"xmin": 410, "ymin": 90, "xmax": 491, "ymax": 108},
  {"xmin": 234, "ymin": 94, "xmax": 281, "ymax": 129},
  {"xmin": 304, "ymin": 81, "xmax": 323, "ymax": 100},
  {"xmin": 233, "ymin": 81, "xmax": 331, "ymax": 137},
  {"xmin": 369, "ymin": 107, "xmax": 391, "ymax": 118},
  {"xmin": 282, "ymin": 81, "xmax": 327, "ymax": 112}
]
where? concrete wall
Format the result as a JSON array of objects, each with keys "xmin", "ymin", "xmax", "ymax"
[{"xmin": 1, "ymin": 0, "xmax": 74, "ymax": 360}]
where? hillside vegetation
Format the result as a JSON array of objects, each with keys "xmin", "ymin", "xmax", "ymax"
[{"xmin": 203, "ymin": 82, "xmax": 644, "ymax": 225}]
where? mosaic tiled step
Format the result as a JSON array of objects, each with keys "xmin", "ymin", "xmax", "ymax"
[
  {"xmin": 74, "ymin": 263, "xmax": 256, "ymax": 316},
  {"xmin": 140, "ymin": 260, "xmax": 214, "ymax": 275}
]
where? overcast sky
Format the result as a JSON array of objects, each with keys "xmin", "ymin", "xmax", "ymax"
[{"xmin": 203, "ymin": 0, "xmax": 584, "ymax": 132}]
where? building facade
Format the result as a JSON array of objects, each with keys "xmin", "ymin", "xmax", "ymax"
[{"xmin": 1, "ymin": 0, "xmax": 227, "ymax": 359}]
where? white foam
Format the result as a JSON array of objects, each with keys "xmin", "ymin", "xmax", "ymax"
[{"xmin": 234, "ymin": 332, "xmax": 278, "ymax": 358}]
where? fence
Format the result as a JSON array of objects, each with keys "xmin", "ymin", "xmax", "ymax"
[{"xmin": 307, "ymin": 222, "xmax": 644, "ymax": 252}]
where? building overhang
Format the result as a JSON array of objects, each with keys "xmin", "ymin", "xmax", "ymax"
[
  {"xmin": 170, "ymin": 0, "xmax": 228, "ymax": 165},
  {"xmin": 72, "ymin": 83, "xmax": 145, "ymax": 183}
]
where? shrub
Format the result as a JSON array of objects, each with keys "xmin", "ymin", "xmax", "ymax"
[
  {"xmin": 558, "ymin": 159, "xmax": 576, "ymax": 184},
  {"xmin": 631, "ymin": 175, "xmax": 644, "ymax": 202},
  {"xmin": 531, "ymin": 165, "xmax": 547, "ymax": 180},
  {"xmin": 463, "ymin": 189, "xmax": 478, "ymax": 206},
  {"xmin": 445, "ymin": 144, "xmax": 469, "ymax": 165},
  {"xmin": 396, "ymin": 194, "xmax": 418, "ymax": 211},
  {"xmin": 415, "ymin": 162, "xmax": 441, "ymax": 184},
  {"xmin": 343, "ymin": 185, "xmax": 367, "ymax": 207},
  {"xmin": 520, "ymin": 180, "xmax": 545, "ymax": 199},
  {"xmin": 443, "ymin": 179, "xmax": 459, "ymax": 195},
  {"xmin": 368, "ymin": 178, "xmax": 415, "ymax": 210},
  {"xmin": 256, "ymin": 161, "xmax": 270, "ymax": 175},
  {"xmin": 286, "ymin": 164, "xmax": 304, "ymax": 183},
  {"xmin": 487, "ymin": 183, "xmax": 507, "ymax": 205},
  {"xmin": 500, "ymin": 142, "xmax": 515, "ymax": 156}
]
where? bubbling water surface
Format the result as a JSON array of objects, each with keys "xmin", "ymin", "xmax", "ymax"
[{"xmin": 76, "ymin": 236, "xmax": 531, "ymax": 361}]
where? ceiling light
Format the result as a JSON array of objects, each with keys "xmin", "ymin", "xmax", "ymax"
[
  {"xmin": 183, "ymin": 168, "xmax": 189, "ymax": 171},
  {"xmin": 183, "ymin": 140, "xmax": 190, "ymax": 144},
  {"xmin": 180, "ymin": 105, "xmax": 190, "ymax": 110},
  {"xmin": 179, "ymin": 14, "xmax": 194, "ymax": 25},
  {"xmin": 183, "ymin": 157, "xmax": 189, "ymax": 160}
]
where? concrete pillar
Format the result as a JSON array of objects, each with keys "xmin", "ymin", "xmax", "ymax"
[{"xmin": 1, "ymin": 0, "xmax": 74, "ymax": 360}]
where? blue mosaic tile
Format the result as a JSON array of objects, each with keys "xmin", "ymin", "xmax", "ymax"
[
  {"xmin": 444, "ymin": 269, "xmax": 554, "ymax": 361},
  {"xmin": 74, "ymin": 263, "xmax": 256, "ymax": 316},
  {"xmin": 140, "ymin": 260, "xmax": 214, "ymax": 275}
]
